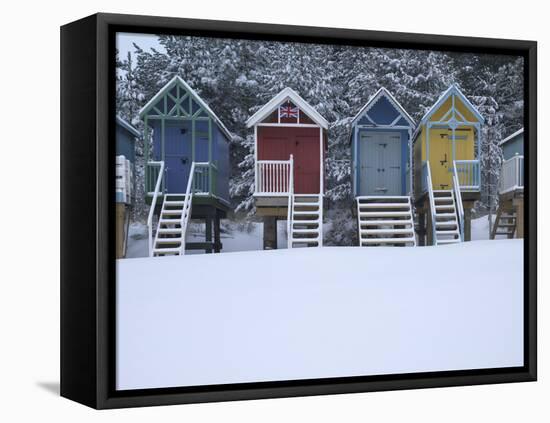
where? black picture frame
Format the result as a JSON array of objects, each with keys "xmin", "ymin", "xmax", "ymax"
[{"xmin": 60, "ymin": 12, "xmax": 537, "ymax": 409}]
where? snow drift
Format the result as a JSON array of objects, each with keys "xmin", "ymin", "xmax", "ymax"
[{"xmin": 116, "ymin": 240, "xmax": 523, "ymax": 390}]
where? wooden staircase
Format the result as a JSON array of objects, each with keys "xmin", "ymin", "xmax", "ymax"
[
  {"xmin": 432, "ymin": 190, "xmax": 461, "ymax": 245},
  {"xmin": 152, "ymin": 194, "xmax": 193, "ymax": 256},
  {"xmin": 288, "ymin": 194, "xmax": 323, "ymax": 248},
  {"xmin": 490, "ymin": 206, "xmax": 517, "ymax": 239},
  {"xmin": 356, "ymin": 196, "xmax": 416, "ymax": 246}
]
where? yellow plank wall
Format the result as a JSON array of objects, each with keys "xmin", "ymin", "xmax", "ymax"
[{"xmin": 421, "ymin": 95, "xmax": 477, "ymax": 190}]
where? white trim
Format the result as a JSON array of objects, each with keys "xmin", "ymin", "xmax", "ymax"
[
  {"xmin": 351, "ymin": 87, "xmax": 416, "ymax": 127},
  {"xmin": 418, "ymin": 84, "xmax": 485, "ymax": 128},
  {"xmin": 116, "ymin": 116, "xmax": 141, "ymax": 138},
  {"xmin": 319, "ymin": 127, "xmax": 324, "ymax": 194},
  {"xmin": 499, "ymin": 127, "xmax": 524, "ymax": 146},
  {"xmin": 138, "ymin": 75, "xmax": 232, "ymax": 140},
  {"xmin": 246, "ymin": 87, "xmax": 329, "ymax": 129},
  {"xmin": 257, "ymin": 123, "xmax": 320, "ymax": 128}
]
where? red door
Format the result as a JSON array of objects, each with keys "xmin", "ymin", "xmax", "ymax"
[{"xmin": 258, "ymin": 127, "xmax": 321, "ymax": 194}]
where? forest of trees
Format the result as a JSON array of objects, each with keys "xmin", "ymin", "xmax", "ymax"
[{"xmin": 117, "ymin": 34, "xmax": 524, "ymax": 245}]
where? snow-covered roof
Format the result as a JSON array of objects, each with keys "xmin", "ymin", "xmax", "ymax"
[
  {"xmin": 351, "ymin": 87, "xmax": 415, "ymax": 127},
  {"xmin": 139, "ymin": 75, "xmax": 232, "ymax": 140},
  {"xmin": 499, "ymin": 127, "xmax": 524, "ymax": 146},
  {"xmin": 419, "ymin": 84, "xmax": 484, "ymax": 126},
  {"xmin": 246, "ymin": 87, "xmax": 329, "ymax": 129},
  {"xmin": 116, "ymin": 116, "xmax": 141, "ymax": 138}
]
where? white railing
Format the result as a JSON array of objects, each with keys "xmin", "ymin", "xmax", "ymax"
[
  {"xmin": 422, "ymin": 161, "xmax": 437, "ymax": 245},
  {"xmin": 452, "ymin": 161, "xmax": 465, "ymax": 241},
  {"xmin": 179, "ymin": 162, "xmax": 196, "ymax": 255},
  {"xmin": 286, "ymin": 155, "xmax": 294, "ymax": 249},
  {"xmin": 255, "ymin": 159, "xmax": 293, "ymax": 195},
  {"xmin": 453, "ymin": 160, "xmax": 480, "ymax": 191},
  {"xmin": 147, "ymin": 161, "xmax": 165, "ymax": 257},
  {"xmin": 499, "ymin": 155, "xmax": 524, "ymax": 194}
]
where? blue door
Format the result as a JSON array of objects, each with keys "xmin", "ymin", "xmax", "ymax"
[{"xmin": 165, "ymin": 122, "xmax": 192, "ymax": 193}]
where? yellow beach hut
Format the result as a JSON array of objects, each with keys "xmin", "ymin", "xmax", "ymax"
[{"xmin": 413, "ymin": 84, "xmax": 484, "ymax": 245}]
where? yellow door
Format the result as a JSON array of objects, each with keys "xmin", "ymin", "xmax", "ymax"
[{"xmin": 428, "ymin": 128, "xmax": 452, "ymax": 190}]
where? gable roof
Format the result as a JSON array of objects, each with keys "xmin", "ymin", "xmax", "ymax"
[
  {"xmin": 419, "ymin": 84, "xmax": 485, "ymax": 126},
  {"xmin": 116, "ymin": 116, "xmax": 141, "ymax": 138},
  {"xmin": 499, "ymin": 127, "xmax": 524, "ymax": 146},
  {"xmin": 351, "ymin": 87, "xmax": 415, "ymax": 127},
  {"xmin": 138, "ymin": 75, "xmax": 232, "ymax": 140},
  {"xmin": 246, "ymin": 87, "xmax": 329, "ymax": 129}
]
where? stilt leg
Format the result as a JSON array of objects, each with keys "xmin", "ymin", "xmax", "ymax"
[
  {"xmin": 263, "ymin": 217, "xmax": 278, "ymax": 250},
  {"xmin": 214, "ymin": 212, "xmax": 221, "ymax": 253},
  {"xmin": 205, "ymin": 217, "xmax": 213, "ymax": 254}
]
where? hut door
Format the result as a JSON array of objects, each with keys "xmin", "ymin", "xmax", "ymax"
[
  {"xmin": 164, "ymin": 123, "xmax": 192, "ymax": 193},
  {"xmin": 359, "ymin": 134, "xmax": 379, "ymax": 196},
  {"xmin": 381, "ymin": 133, "xmax": 402, "ymax": 196},
  {"xmin": 294, "ymin": 134, "xmax": 320, "ymax": 194},
  {"xmin": 360, "ymin": 133, "xmax": 401, "ymax": 196},
  {"xmin": 430, "ymin": 129, "xmax": 452, "ymax": 190}
]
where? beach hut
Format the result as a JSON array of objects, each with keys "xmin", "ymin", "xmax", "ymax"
[
  {"xmin": 115, "ymin": 116, "xmax": 139, "ymax": 258},
  {"xmin": 350, "ymin": 88, "xmax": 416, "ymax": 246},
  {"xmin": 139, "ymin": 76, "xmax": 231, "ymax": 256},
  {"xmin": 412, "ymin": 84, "xmax": 484, "ymax": 245},
  {"xmin": 491, "ymin": 128, "xmax": 524, "ymax": 239},
  {"xmin": 246, "ymin": 88, "xmax": 329, "ymax": 248}
]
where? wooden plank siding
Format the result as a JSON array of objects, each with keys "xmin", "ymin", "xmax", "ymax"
[{"xmin": 257, "ymin": 126, "xmax": 321, "ymax": 194}]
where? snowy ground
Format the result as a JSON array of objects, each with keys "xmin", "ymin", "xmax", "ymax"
[{"xmin": 116, "ymin": 239, "xmax": 523, "ymax": 390}]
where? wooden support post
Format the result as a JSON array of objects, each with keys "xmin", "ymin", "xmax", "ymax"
[
  {"xmin": 418, "ymin": 207, "xmax": 426, "ymax": 247},
  {"xmin": 514, "ymin": 197, "xmax": 524, "ymax": 238},
  {"xmin": 214, "ymin": 212, "xmax": 221, "ymax": 253},
  {"xmin": 263, "ymin": 217, "xmax": 278, "ymax": 250},
  {"xmin": 425, "ymin": 198, "xmax": 434, "ymax": 246},
  {"xmin": 115, "ymin": 203, "xmax": 127, "ymax": 259},
  {"xmin": 205, "ymin": 217, "xmax": 213, "ymax": 254},
  {"xmin": 464, "ymin": 206, "xmax": 472, "ymax": 242}
]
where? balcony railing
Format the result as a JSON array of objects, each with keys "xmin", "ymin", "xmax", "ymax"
[
  {"xmin": 146, "ymin": 161, "xmax": 219, "ymax": 197},
  {"xmin": 193, "ymin": 162, "xmax": 218, "ymax": 196},
  {"xmin": 453, "ymin": 160, "xmax": 480, "ymax": 191},
  {"xmin": 146, "ymin": 161, "xmax": 164, "ymax": 196},
  {"xmin": 421, "ymin": 159, "xmax": 480, "ymax": 193},
  {"xmin": 255, "ymin": 158, "xmax": 294, "ymax": 195},
  {"xmin": 499, "ymin": 155, "xmax": 524, "ymax": 194}
]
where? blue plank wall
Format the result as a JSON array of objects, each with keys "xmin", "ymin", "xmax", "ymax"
[
  {"xmin": 213, "ymin": 124, "xmax": 230, "ymax": 203},
  {"xmin": 352, "ymin": 93, "xmax": 413, "ymax": 197},
  {"xmin": 150, "ymin": 117, "xmax": 230, "ymax": 201},
  {"xmin": 502, "ymin": 132, "xmax": 524, "ymax": 161},
  {"xmin": 116, "ymin": 123, "xmax": 136, "ymax": 163}
]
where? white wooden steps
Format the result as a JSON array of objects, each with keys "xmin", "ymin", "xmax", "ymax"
[
  {"xmin": 152, "ymin": 194, "xmax": 192, "ymax": 256},
  {"xmin": 490, "ymin": 207, "xmax": 517, "ymax": 239},
  {"xmin": 288, "ymin": 194, "xmax": 323, "ymax": 248},
  {"xmin": 432, "ymin": 190, "xmax": 461, "ymax": 245},
  {"xmin": 356, "ymin": 196, "xmax": 416, "ymax": 246}
]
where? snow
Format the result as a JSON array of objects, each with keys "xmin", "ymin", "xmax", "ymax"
[{"xmin": 116, "ymin": 240, "xmax": 523, "ymax": 390}]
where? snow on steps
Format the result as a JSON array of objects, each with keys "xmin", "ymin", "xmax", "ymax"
[
  {"xmin": 432, "ymin": 190, "xmax": 461, "ymax": 245},
  {"xmin": 356, "ymin": 196, "xmax": 416, "ymax": 246},
  {"xmin": 289, "ymin": 194, "xmax": 323, "ymax": 248},
  {"xmin": 152, "ymin": 194, "xmax": 192, "ymax": 256}
]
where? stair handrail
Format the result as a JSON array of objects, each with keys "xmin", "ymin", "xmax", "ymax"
[
  {"xmin": 179, "ymin": 162, "xmax": 197, "ymax": 255},
  {"xmin": 452, "ymin": 161, "xmax": 465, "ymax": 241},
  {"xmin": 147, "ymin": 161, "xmax": 165, "ymax": 257},
  {"xmin": 424, "ymin": 161, "xmax": 437, "ymax": 245},
  {"xmin": 287, "ymin": 155, "xmax": 294, "ymax": 249}
]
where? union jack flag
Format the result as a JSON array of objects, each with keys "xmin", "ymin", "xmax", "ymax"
[{"xmin": 279, "ymin": 102, "xmax": 299, "ymax": 119}]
